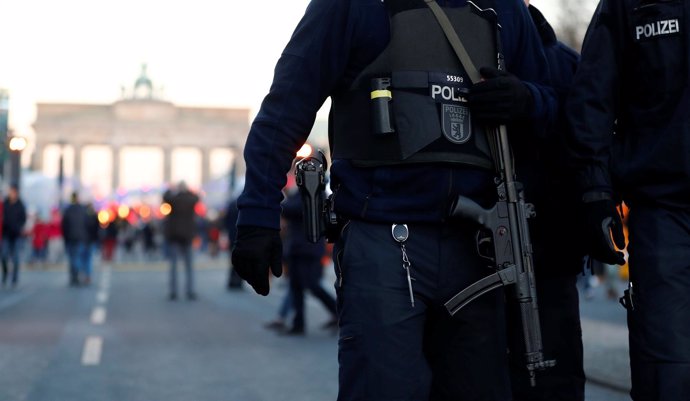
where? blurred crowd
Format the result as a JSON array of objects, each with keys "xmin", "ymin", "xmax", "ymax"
[{"xmin": 0, "ymin": 185, "xmax": 232, "ymax": 288}]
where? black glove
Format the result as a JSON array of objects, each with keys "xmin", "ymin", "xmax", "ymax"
[
  {"xmin": 468, "ymin": 66, "xmax": 533, "ymax": 124},
  {"xmin": 231, "ymin": 226, "xmax": 283, "ymax": 296},
  {"xmin": 582, "ymin": 199, "xmax": 626, "ymax": 265}
]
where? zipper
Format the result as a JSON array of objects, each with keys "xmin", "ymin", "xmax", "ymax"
[
  {"xmin": 633, "ymin": 1, "xmax": 676, "ymax": 12},
  {"xmin": 334, "ymin": 221, "xmax": 350, "ymax": 288},
  {"xmin": 335, "ymin": 248, "xmax": 344, "ymax": 288}
]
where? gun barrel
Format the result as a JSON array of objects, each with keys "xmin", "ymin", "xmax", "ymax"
[{"xmin": 496, "ymin": 123, "xmax": 556, "ymax": 386}]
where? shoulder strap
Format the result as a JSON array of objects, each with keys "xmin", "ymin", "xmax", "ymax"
[
  {"xmin": 423, "ymin": 0, "xmax": 482, "ymax": 83},
  {"xmin": 423, "ymin": 0, "xmax": 512, "ymax": 174}
]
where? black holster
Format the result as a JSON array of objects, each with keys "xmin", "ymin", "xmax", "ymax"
[{"xmin": 295, "ymin": 150, "xmax": 340, "ymax": 243}]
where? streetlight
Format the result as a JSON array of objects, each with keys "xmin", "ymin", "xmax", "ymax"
[
  {"xmin": 7, "ymin": 135, "xmax": 26, "ymax": 190},
  {"xmin": 296, "ymin": 143, "xmax": 313, "ymax": 158},
  {"xmin": 0, "ymin": 89, "xmax": 9, "ymax": 182},
  {"xmin": 57, "ymin": 140, "xmax": 65, "ymax": 209}
]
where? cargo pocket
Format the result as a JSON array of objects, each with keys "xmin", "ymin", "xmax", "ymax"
[{"xmin": 337, "ymin": 322, "xmax": 366, "ymax": 393}]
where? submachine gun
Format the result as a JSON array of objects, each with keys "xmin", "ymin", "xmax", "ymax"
[
  {"xmin": 444, "ymin": 125, "xmax": 556, "ymax": 385},
  {"xmin": 417, "ymin": 0, "xmax": 556, "ymax": 385}
]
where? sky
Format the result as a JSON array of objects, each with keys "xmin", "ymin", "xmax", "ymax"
[
  {"xmin": 0, "ymin": 0, "xmax": 558, "ymax": 139},
  {"xmin": 0, "ymin": 0, "xmax": 314, "ymax": 136}
]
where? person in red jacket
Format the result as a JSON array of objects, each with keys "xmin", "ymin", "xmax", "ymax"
[{"xmin": 30, "ymin": 215, "xmax": 50, "ymax": 266}]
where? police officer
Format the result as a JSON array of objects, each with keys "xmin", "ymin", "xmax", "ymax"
[
  {"xmin": 232, "ymin": 0, "xmax": 557, "ymax": 400},
  {"xmin": 507, "ymin": 2, "xmax": 585, "ymax": 400},
  {"xmin": 566, "ymin": 1, "xmax": 690, "ymax": 400}
]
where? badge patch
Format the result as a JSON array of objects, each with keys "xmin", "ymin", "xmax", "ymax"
[
  {"xmin": 442, "ymin": 104, "xmax": 471, "ymax": 144},
  {"xmin": 634, "ymin": 19, "xmax": 681, "ymax": 41}
]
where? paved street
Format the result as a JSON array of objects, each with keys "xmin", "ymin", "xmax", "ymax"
[{"xmin": 0, "ymin": 257, "xmax": 631, "ymax": 400}]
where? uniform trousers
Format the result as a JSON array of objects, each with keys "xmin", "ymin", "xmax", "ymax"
[
  {"xmin": 333, "ymin": 220, "xmax": 511, "ymax": 401},
  {"xmin": 627, "ymin": 204, "xmax": 690, "ymax": 401}
]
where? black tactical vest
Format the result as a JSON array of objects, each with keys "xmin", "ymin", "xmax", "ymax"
[{"xmin": 331, "ymin": 0, "xmax": 500, "ymax": 169}]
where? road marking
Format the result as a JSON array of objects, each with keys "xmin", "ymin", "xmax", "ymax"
[
  {"xmin": 100, "ymin": 275, "xmax": 111, "ymax": 290},
  {"xmin": 96, "ymin": 291, "xmax": 109, "ymax": 304},
  {"xmin": 91, "ymin": 306, "xmax": 107, "ymax": 325},
  {"xmin": 81, "ymin": 336, "xmax": 103, "ymax": 366},
  {"xmin": 99, "ymin": 264, "xmax": 111, "ymax": 290},
  {"xmin": 83, "ymin": 265, "xmax": 109, "ymax": 367}
]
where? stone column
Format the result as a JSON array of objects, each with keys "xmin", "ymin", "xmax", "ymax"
[
  {"xmin": 200, "ymin": 147, "xmax": 211, "ymax": 187},
  {"xmin": 232, "ymin": 146, "xmax": 246, "ymax": 177},
  {"xmin": 163, "ymin": 146, "xmax": 172, "ymax": 185},
  {"xmin": 112, "ymin": 146, "xmax": 121, "ymax": 192},
  {"xmin": 73, "ymin": 144, "xmax": 83, "ymax": 189},
  {"xmin": 32, "ymin": 144, "xmax": 44, "ymax": 172}
]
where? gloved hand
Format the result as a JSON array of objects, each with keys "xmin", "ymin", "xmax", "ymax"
[
  {"xmin": 231, "ymin": 226, "xmax": 283, "ymax": 296},
  {"xmin": 468, "ymin": 66, "xmax": 533, "ymax": 124},
  {"xmin": 582, "ymin": 199, "xmax": 626, "ymax": 265}
]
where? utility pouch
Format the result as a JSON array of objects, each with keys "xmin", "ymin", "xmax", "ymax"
[{"xmin": 370, "ymin": 77, "xmax": 395, "ymax": 135}]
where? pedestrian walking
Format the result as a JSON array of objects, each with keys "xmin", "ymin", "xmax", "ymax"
[
  {"xmin": 584, "ymin": 257, "xmax": 620, "ymax": 301},
  {"xmin": 163, "ymin": 181, "xmax": 199, "ymax": 301},
  {"xmin": 45, "ymin": 207, "xmax": 64, "ymax": 265},
  {"xmin": 263, "ymin": 286, "xmax": 294, "ymax": 332},
  {"xmin": 279, "ymin": 184, "xmax": 337, "ymax": 335},
  {"xmin": 231, "ymin": 0, "xmax": 557, "ymax": 399},
  {"xmin": 29, "ymin": 214, "xmax": 50, "ymax": 267},
  {"xmin": 61, "ymin": 192, "xmax": 89, "ymax": 286},
  {"xmin": 82, "ymin": 203, "xmax": 100, "ymax": 285},
  {"xmin": 566, "ymin": 1, "xmax": 690, "ymax": 399},
  {"xmin": 1, "ymin": 185, "xmax": 26, "ymax": 288},
  {"xmin": 101, "ymin": 218, "xmax": 119, "ymax": 262},
  {"xmin": 141, "ymin": 220, "xmax": 157, "ymax": 260},
  {"xmin": 224, "ymin": 197, "xmax": 244, "ymax": 290}
]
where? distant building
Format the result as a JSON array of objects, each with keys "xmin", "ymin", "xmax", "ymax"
[{"xmin": 32, "ymin": 64, "xmax": 249, "ymax": 201}]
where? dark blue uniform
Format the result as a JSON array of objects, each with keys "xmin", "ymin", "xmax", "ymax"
[
  {"xmin": 237, "ymin": 0, "xmax": 556, "ymax": 229},
  {"xmin": 508, "ymin": 5, "xmax": 585, "ymax": 401},
  {"xmin": 236, "ymin": 0, "xmax": 556, "ymax": 399},
  {"xmin": 566, "ymin": 1, "xmax": 690, "ymax": 399}
]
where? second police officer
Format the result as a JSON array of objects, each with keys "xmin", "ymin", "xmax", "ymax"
[
  {"xmin": 506, "ymin": 1, "xmax": 586, "ymax": 400},
  {"xmin": 232, "ymin": 0, "xmax": 557, "ymax": 400},
  {"xmin": 566, "ymin": 0, "xmax": 690, "ymax": 400}
]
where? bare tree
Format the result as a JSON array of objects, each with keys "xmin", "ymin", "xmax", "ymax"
[{"xmin": 552, "ymin": 0, "xmax": 599, "ymax": 51}]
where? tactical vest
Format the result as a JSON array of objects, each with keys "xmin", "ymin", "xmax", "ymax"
[{"xmin": 331, "ymin": 0, "xmax": 500, "ymax": 169}]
